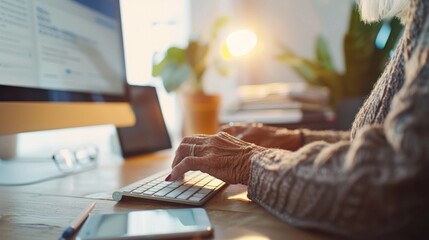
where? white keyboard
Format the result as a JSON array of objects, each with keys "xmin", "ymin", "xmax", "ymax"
[{"xmin": 112, "ymin": 170, "xmax": 226, "ymax": 206}]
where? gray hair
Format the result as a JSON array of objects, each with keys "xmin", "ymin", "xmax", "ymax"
[{"xmin": 359, "ymin": 0, "xmax": 410, "ymax": 23}]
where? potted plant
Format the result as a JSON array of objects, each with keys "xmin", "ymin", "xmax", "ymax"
[
  {"xmin": 276, "ymin": 5, "xmax": 403, "ymax": 129},
  {"xmin": 152, "ymin": 17, "xmax": 229, "ymax": 135}
]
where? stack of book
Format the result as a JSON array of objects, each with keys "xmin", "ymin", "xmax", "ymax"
[{"xmin": 220, "ymin": 82, "xmax": 334, "ymax": 126}]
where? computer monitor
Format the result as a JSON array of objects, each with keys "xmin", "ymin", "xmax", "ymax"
[{"xmin": 0, "ymin": 0, "xmax": 135, "ymax": 136}]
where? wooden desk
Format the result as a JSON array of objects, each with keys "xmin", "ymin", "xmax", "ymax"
[{"xmin": 0, "ymin": 150, "xmax": 333, "ymax": 240}]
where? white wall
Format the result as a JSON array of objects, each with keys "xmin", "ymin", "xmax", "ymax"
[
  {"xmin": 120, "ymin": 0, "xmax": 191, "ymax": 139},
  {"xmin": 189, "ymin": 0, "xmax": 354, "ymax": 85}
]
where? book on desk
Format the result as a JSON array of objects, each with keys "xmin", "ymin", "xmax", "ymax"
[{"xmin": 221, "ymin": 82, "xmax": 335, "ymax": 129}]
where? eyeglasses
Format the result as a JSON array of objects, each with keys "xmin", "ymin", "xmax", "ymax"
[{"xmin": 52, "ymin": 145, "xmax": 99, "ymax": 173}]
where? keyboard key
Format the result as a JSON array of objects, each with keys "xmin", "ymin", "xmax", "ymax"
[
  {"xmin": 153, "ymin": 188, "xmax": 175, "ymax": 197},
  {"xmin": 197, "ymin": 188, "xmax": 212, "ymax": 195},
  {"xmin": 207, "ymin": 179, "xmax": 224, "ymax": 187},
  {"xmin": 186, "ymin": 179, "xmax": 199, "ymax": 184},
  {"xmin": 182, "ymin": 183, "xmax": 196, "ymax": 188},
  {"xmin": 122, "ymin": 187, "xmax": 136, "ymax": 192},
  {"xmin": 193, "ymin": 181, "xmax": 207, "ymax": 187},
  {"xmin": 165, "ymin": 186, "xmax": 189, "ymax": 198},
  {"xmin": 165, "ymin": 191, "xmax": 182, "ymax": 198},
  {"xmin": 157, "ymin": 182, "xmax": 171, "ymax": 187},
  {"xmin": 143, "ymin": 190, "xmax": 156, "ymax": 195},
  {"xmin": 176, "ymin": 186, "xmax": 201, "ymax": 200},
  {"xmin": 176, "ymin": 192, "xmax": 192, "ymax": 200},
  {"xmin": 189, "ymin": 193, "xmax": 207, "ymax": 202},
  {"xmin": 168, "ymin": 182, "xmax": 183, "ymax": 187},
  {"xmin": 203, "ymin": 185, "xmax": 217, "ymax": 190},
  {"xmin": 149, "ymin": 187, "xmax": 163, "ymax": 192},
  {"xmin": 132, "ymin": 187, "xmax": 150, "ymax": 194}
]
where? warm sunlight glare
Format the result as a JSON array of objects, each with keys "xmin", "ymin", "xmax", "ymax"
[
  {"xmin": 226, "ymin": 29, "xmax": 257, "ymax": 57},
  {"xmin": 227, "ymin": 191, "xmax": 251, "ymax": 202}
]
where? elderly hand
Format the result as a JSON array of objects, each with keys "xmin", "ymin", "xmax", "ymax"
[
  {"xmin": 220, "ymin": 122, "xmax": 302, "ymax": 151},
  {"xmin": 167, "ymin": 131, "xmax": 266, "ymax": 184}
]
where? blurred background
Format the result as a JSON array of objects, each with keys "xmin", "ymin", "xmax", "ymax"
[{"xmin": 120, "ymin": 0, "xmax": 402, "ymax": 137}]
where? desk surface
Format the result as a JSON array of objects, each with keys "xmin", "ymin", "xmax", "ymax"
[{"xmin": 0, "ymin": 150, "xmax": 333, "ymax": 240}]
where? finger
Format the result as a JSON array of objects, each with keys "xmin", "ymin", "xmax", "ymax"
[
  {"xmin": 169, "ymin": 157, "xmax": 209, "ymax": 181},
  {"xmin": 221, "ymin": 126, "xmax": 247, "ymax": 137},
  {"xmin": 217, "ymin": 131, "xmax": 250, "ymax": 146},
  {"xmin": 171, "ymin": 143, "xmax": 202, "ymax": 168},
  {"xmin": 181, "ymin": 135, "xmax": 209, "ymax": 144}
]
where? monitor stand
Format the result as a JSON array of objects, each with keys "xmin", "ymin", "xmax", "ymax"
[{"xmin": 0, "ymin": 125, "xmax": 124, "ymax": 186}]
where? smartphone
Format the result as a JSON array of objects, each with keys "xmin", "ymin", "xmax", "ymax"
[{"xmin": 76, "ymin": 208, "xmax": 213, "ymax": 240}]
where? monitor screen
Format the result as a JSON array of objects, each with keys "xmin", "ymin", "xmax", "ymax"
[
  {"xmin": 0, "ymin": 0, "xmax": 135, "ymax": 185},
  {"xmin": 0, "ymin": 0, "xmax": 127, "ymax": 101},
  {"xmin": 0, "ymin": 0, "xmax": 135, "ymax": 135}
]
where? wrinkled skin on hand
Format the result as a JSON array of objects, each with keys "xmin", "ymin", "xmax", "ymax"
[
  {"xmin": 220, "ymin": 122, "xmax": 302, "ymax": 151},
  {"xmin": 169, "ymin": 131, "xmax": 266, "ymax": 184}
]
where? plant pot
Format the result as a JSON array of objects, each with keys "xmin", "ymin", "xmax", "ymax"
[{"xmin": 181, "ymin": 92, "xmax": 221, "ymax": 136}]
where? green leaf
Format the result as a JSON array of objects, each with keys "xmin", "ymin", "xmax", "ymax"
[
  {"xmin": 165, "ymin": 47, "xmax": 187, "ymax": 63},
  {"xmin": 343, "ymin": 5, "xmax": 383, "ymax": 96},
  {"xmin": 276, "ymin": 46, "xmax": 320, "ymax": 84},
  {"xmin": 152, "ymin": 47, "xmax": 187, "ymax": 77},
  {"xmin": 275, "ymin": 3, "xmax": 403, "ymax": 107},
  {"xmin": 160, "ymin": 62, "xmax": 193, "ymax": 93},
  {"xmin": 152, "ymin": 47, "xmax": 192, "ymax": 92},
  {"xmin": 277, "ymin": 53, "xmax": 317, "ymax": 84},
  {"xmin": 316, "ymin": 36, "xmax": 335, "ymax": 71},
  {"xmin": 152, "ymin": 57, "xmax": 167, "ymax": 77}
]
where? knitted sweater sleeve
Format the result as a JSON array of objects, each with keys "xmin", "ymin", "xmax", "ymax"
[
  {"xmin": 300, "ymin": 129, "xmax": 350, "ymax": 144},
  {"xmin": 247, "ymin": 14, "xmax": 429, "ymax": 238}
]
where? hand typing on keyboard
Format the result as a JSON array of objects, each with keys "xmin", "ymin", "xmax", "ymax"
[{"xmin": 167, "ymin": 132, "xmax": 267, "ymax": 184}]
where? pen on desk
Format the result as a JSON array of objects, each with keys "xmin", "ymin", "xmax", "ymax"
[{"xmin": 59, "ymin": 202, "xmax": 96, "ymax": 240}]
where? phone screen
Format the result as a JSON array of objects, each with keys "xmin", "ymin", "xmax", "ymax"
[{"xmin": 77, "ymin": 208, "xmax": 213, "ymax": 240}]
